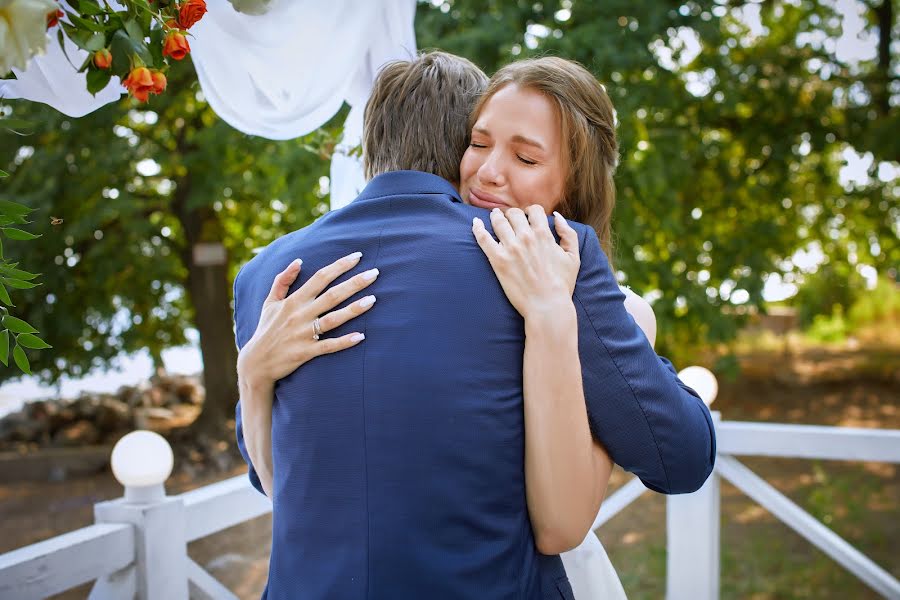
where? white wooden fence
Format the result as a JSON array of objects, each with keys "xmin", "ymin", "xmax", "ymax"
[{"xmin": 1, "ymin": 413, "xmax": 898, "ymax": 599}]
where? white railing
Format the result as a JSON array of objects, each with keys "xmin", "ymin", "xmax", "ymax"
[
  {"xmin": 595, "ymin": 413, "xmax": 900, "ymax": 599},
  {"xmin": 2, "ymin": 415, "xmax": 899, "ymax": 598}
]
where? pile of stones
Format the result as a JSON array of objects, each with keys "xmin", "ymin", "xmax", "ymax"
[{"xmin": 0, "ymin": 373, "xmax": 204, "ymax": 452}]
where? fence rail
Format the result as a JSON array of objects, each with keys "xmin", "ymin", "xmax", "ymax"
[
  {"xmin": 0, "ymin": 523, "xmax": 134, "ymax": 599},
  {"xmin": 1, "ymin": 415, "xmax": 898, "ymax": 599}
]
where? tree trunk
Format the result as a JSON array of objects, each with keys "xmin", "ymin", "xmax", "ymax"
[
  {"xmin": 185, "ymin": 255, "xmax": 239, "ymax": 435},
  {"xmin": 173, "ymin": 173, "xmax": 238, "ymax": 436},
  {"xmin": 875, "ymin": 0, "xmax": 893, "ymax": 117}
]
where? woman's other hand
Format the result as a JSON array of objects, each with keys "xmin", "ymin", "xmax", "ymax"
[
  {"xmin": 237, "ymin": 252, "xmax": 379, "ymax": 390},
  {"xmin": 472, "ymin": 206, "xmax": 580, "ymax": 319}
]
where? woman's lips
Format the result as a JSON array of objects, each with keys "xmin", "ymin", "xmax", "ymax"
[{"xmin": 468, "ymin": 188, "xmax": 508, "ymax": 210}]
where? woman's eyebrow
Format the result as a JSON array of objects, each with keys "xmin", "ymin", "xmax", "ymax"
[
  {"xmin": 511, "ymin": 134, "xmax": 545, "ymax": 150},
  {"xmin": 472, "ymin": 126, "xmax": 492, "ymax": 137}
]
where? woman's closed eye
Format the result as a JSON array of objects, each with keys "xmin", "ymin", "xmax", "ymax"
[
  {"xmin": 470, "ymin": 142, "xmax": 487, "ymax": 149},
  {"xmin": 517, "ymin": 155, "xmax": 538, "ymax": 166}
]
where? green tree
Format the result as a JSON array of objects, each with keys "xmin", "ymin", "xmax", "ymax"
[
  {"xmin": 0, "ymin": 58, "xmax": 334, "ymax": 433},
  {"xmin": 1, "ymin": 0, "xmax": 896, "ymax": 433},
  {"xmin": 416, "ymin": 0, "xmax": 898, "ymax": 361},
  {"xmin": 0, "ymin": 160, "xmax": 51, "ymax": 375}
]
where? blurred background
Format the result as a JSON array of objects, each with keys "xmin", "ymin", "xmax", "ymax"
[{"xmin": 0, "ymin": 1, "xmax": 897, "ymax": 598}]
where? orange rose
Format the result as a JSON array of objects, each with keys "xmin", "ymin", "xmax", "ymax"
[
  {"xmin": 46, "ymin": 9, "xmax": 63, "ymax": 29},
  {"xmin": 151, "ymin": 71, "xmax": 167, "ymax": 95},
  {"xmin": 122, "ymin": 67, "xmax": 155, "ymax": 103},
  {"xmin": 163, "ymin": 32, "xmax": 190, "ymax": 60},
  {"xmin": 93, "ymin": 49, "xmax": 112, "ymax": 70},
  {"xmin": 178, "ymin": 0, "xmax": 207, "ymax": 29}
]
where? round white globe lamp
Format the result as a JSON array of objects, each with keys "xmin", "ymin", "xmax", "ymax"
[
  {"xmin": 111, "ymin": 430, "xmax": 174, "ymax": 503},
  {"xmin": 677, "ymin": 366, "xmax": 719, "ymax": 407}
]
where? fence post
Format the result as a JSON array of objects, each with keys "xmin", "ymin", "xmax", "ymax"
[
  {"xmin": 90, "ymin": 431, "xmax": 188, "ymax": 600},
  {"xmin": 666, "ymin": 411, "xmax": 721, "ymax": 600}
]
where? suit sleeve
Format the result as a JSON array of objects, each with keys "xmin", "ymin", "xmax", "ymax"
[
  {"xmin": 232, "ymin": 267, "xmax": 266, "ymax": 497},
  {"xmin": 572, "ymin": 226, "xmax": 716, "ymax": 494}
]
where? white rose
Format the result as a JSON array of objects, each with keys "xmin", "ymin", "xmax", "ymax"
[{"xmin": 0, "ymin": 0, "xmax": 58, "ymax": 77}]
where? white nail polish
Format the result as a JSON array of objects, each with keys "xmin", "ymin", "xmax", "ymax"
[
  {"xmin": 293, "ymin": 258, "xmax": 302, "ymax": 268},
  {"xmin": 363, "ymin": 268, "xmax": 379, "ymax": 281},
  {"xmin": 359, "ymin": 295, "xmax": 376, "ymax": 308},
  {"xmin": 350, "ymin": 333, "xmax": 365, "ymax": 342},
  {"xmin": 346, "ymin": 251, "xmax": 363, "ymax": 262}
]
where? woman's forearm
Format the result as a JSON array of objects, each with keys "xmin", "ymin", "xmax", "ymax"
[
  {"xmin": 523, "ymin": 302, "xmax": 613, "ymax": 555},
  {"xmin": 239, "ymin": 376, "xmax": 275, "ymax": 498}
]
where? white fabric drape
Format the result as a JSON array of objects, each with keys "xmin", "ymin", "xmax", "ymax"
[{"xmin": 0, "ymin": 0, "xmax": 416, "ymax": 208}]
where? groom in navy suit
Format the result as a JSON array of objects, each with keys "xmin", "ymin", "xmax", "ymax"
[{"xmin": 234, "ymin": 52, "xmax": 715, "ymax": 599}]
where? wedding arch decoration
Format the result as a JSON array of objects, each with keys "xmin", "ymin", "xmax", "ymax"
[{"xmin": 1, "ymin": 0, "xmax": 417, "ymax": 208}]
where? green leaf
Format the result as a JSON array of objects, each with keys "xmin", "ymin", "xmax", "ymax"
[
  {"xmin": 61, "ymin": 23, "xmax": 93, "ymax": 52},
  {"xmin": 0, "ymin": 118, "xmax": 37, "ymax": 134},
  {"xmin": 1, "ymin": 315, "xmax": 38, "ymax": 334},
  {"xmin": 124, "ymin": 19, "xmax": 144, "ymax": 44},
  {"xmin": 57, "ymin": 29, "xmax": 78, "ymax": 71},
  {"xmin": 16, "ymin": 333, "xmax": 51, "ymax": 350},
  {"xmin": 0, "ymin": 330, "xmax": 8, "ymax": 366},
  {"xmin": 67, "ymin": 12, "xmax": 105, "ymax": 33},
  {"xmin": 138, "ymin": 4, "xmax": 152, "ymax": 34},
  {"xmin": 12, "ymin": 345, "xmax": 31, "ymax": 375},
  {"xmin": 85, "ymin": 33, "xmax": 106, "ymax": 52},
  {"xmin": 149, "ymin": 26, "xmax": 165, "ymax": 66},
  {"xmin": 1, "ymin": 278, "xmax": 39, "ymax": 289},
  {"xmin": 0, "ymin": 265, "xmax": 38, "ymax": 280},
  {"xmin": 0, "ymin": 283, "xmax": 12, "ymax": 307},
  {"xmin": 1, "ymin": 227, "xmax": 39, "ymax": 241},
  {"xmin": 77, "ymin": 1, "xmax": 105, "ymax": 16},
  {"xmin": 0, "ymin": 169, "xmax": 7, "ymax": 177},
  {"xmin": 111, "ymin": 29, "xmax": 153, "ymax": 75},
  {"xmin": 86, "ymin": 68, "xmax": 112, "ymax": 96},
  {"xmin": 0, "ymin": 198, "xmax": 34, "ymax": 215}
]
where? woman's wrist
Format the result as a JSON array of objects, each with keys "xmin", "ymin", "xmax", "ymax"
[
  {"xmin": 524, "ymin": 301, "xmax": 577, "ymax": 337},
  {"xmin": 237, "ymin": 345, "xmax": 274, "ymax": 401}
]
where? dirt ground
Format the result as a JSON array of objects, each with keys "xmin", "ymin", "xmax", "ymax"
[{"xmin": 1, "ymin": 376, "xmax": 897, "ymax": 599}]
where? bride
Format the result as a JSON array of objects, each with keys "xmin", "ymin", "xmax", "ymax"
[{"xmin": 238, "ymin": 56, "xmax": 665, "ymax": 598}]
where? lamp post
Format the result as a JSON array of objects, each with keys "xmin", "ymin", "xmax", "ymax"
[
  {"xmin": 92, "ymin": 431, "xmax": 188, "ymax": 600},
  {"xmin": 110, "ymin": 431, "xmax": 174, "ymax": 504}
]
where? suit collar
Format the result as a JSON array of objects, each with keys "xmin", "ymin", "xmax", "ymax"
[{"xmin": 356, "ymin": 171, "xmax": 463, "ymax": 204}]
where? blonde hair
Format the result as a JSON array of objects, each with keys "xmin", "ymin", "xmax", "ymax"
[
  {"xmin": 470, "ymin": 57, "xmax": 619, "ymax": 259},
  {"xmin": 363, "ymin": 51, "xmax": 488, "ymax": 183}
]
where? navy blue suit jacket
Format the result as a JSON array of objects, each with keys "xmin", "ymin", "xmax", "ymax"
[{"xmin": 233, "ymin": 171, "xmax": 716, "ymax": 599}]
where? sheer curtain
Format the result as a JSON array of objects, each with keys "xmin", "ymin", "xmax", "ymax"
[{"xmin": 0, "ymin": 0, "xmax": 416, "ymax": 208}]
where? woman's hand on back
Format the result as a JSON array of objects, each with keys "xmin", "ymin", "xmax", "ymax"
[
  {"xmin": 237, "ymin": 252, "xmax": 379, "ymax": 390},
  {"xmin": 472, "ymin": 205, "xmax": 580, "ymax": 320}
]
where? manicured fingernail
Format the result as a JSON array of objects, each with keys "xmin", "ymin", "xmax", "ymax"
[
  {"xmin": 473, "ymin": 217, "xmax": 482, "ymax": 227},
  {"xmin": 350, "ymin": 333, "xmax": 365, "ymax": 342},
  {"xmin": 362, "ymin": 268, "xmax": 379, "ymax": 281},
  {"xmin": 346, "ymin": 251, "xmax": 362, "ymax": 262},
  {"xmin": 492, "ymin": 208, "xmax": 501, "ymax": 215},
  {"xmin": 358, "ymin": 295, "xmax": 376, "ymax": 308},
  {"xmin": 292, "ymin": 258, "xmax": 302, "ymax": 268},
  {"xmin": 554, "ymin": 211, "xmax": 565, "ymax": 221}
]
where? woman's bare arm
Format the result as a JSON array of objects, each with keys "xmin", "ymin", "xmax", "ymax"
[
  {"xmin": 473, "ymin": 206, "xmax": 613, "ymax": 554},
  {"xmin": 522, "ymin": 304, "xmax": 614, "ymax": 554}
]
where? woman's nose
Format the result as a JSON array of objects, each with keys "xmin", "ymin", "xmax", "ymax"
[{"xmin": 477, "ymin": 152, "xmax": 506, "ymax": 187}]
